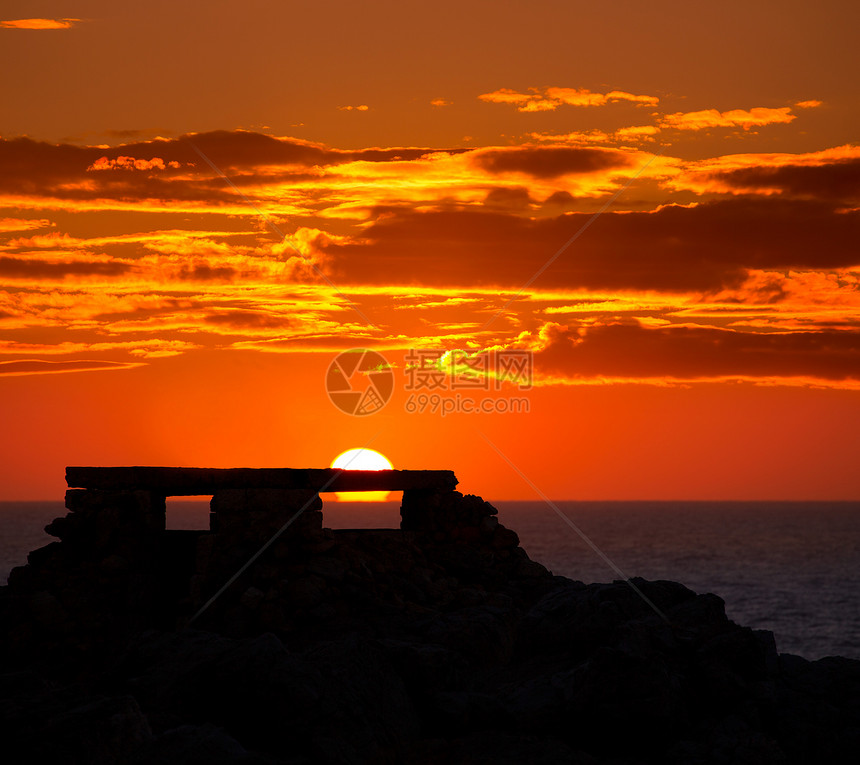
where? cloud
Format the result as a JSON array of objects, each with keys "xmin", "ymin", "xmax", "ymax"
[
  {"xmin": 470, "ymin": 146, "xmax": 632, "ymax": 179},
  {"xmin": 0, "ymin": 359, "xmax": 143, "ymax": 376},
  {"xmin": 87, "ymin": 156, "xmax": 183, "ymax": 171},
  {"xmin": 478, "ymin": 88, "xmax": 533, "ymax": 107},
  {"xmin": 4, "ymin": 231, "xmax": 81, "ymax": 249},
  {"xmin": 0, "ymin": 132, "xmax": 466, "ymax": 210},
  {"xmin": 0, "ymin": 338, "xmax": 200, "ymax": 358},
  {"xmin": 479, "ymin": 87, "xmax": 659, "ymax": 112},
  {"xmin": 688, "ymin": 159, "xmax": 860, "ymax": 203},
  {"xmin": 431, "ymin": 98, "xmax": 451, "ymax": 107},
  {"xmin": 670, "ymin": 145, "xmax": 860, "ymax": 202},
  {"xmin": 337, "ymin": 105, "xmax": 369, "ymax": 111},
  {"xmin": 613, "ymin": 125, "xmax": 660, "ymax": 141},
  {"xmin": 547, "ymin": 88, "xmax": 659, "ymax": 107},
  {"xmin": 507, "ymin": 321, "xmax": 860, "ymax": 385},
  {"xmin": 0, "ymin": 256, "xmax": 132, "ymax": 280},
  {"xmin": 530, "ymin": 125, "xmax": 660, "ymax": 146},
  {"xmin": 528, "ymin": 130, "xmax": 613, "ymax": 145},
  {"xmin": 0, "ymin": 18, "xmax": 79, "ymax": 30},
  {"xmin": 313, "ymin": 198, "xmax": 860, "ymax": 292},
  {"xmin": 660, "ymin": 107, "xmax": 795, "ymax": 131},
  {"xmin": 0, "ymin": 131, "xmax": 652, "ymax": 222},
  {"xmin": 795, "ymin": 100, "xmax": 822, "ymax": 109},
  {"xmin": 203, "ymin": 309, "xmax": 293, "ymax": 330},
  {"xmin": 0, "ymin": 218, "xmax": 53, "ymax": 233},
  {"xmin": 482, "ymin": 187, "xmax": 533, "ymax": 210}
]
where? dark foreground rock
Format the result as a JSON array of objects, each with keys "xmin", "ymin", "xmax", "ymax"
[{"xmin": 2, "ymin": 485, "xmax": 859, "ymax": 764}]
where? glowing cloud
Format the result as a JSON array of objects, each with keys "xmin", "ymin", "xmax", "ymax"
[
  {"xmin": 479, "ymin": 87, "xmax": 659, "ymax": 112},
  {"xmin": 87, "ymin": 156, "xmax": 182, "ymax": 171},
  {"xmin": 0, "ymin": 18, "xmax": 80, "ymax": 29},
  {"xmin": 660, "ymin": 107, "xmax": 795, "ymax": 131},
  {"xmin": 0, "ymin": 218, "xmax": 54, "ymax": 233}
]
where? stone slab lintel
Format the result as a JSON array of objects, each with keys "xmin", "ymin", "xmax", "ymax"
[{"xmin": 66, "ymin": 466, "xmax": 458, "ymax": 495}]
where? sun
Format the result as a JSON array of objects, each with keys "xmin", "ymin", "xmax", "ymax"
[
  {"xmin": 331, "ymin": 448, "xmax": 392, "ymax": 471},
  {"xmin": 329, "ymin": 448, "xmax": 393, "ymax": 501}
]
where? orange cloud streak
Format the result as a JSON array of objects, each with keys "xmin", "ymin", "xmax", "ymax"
[
  {"xmin": 0, "ymin": 18, "xmax": 79, "ymax": 30},
  {"xmin": 479, "ymin": 87, "xmax": 659, "ymax": 112},
  {"xmin": 660, "ymin": 107, "xmax": 795, "ymax": 131}
]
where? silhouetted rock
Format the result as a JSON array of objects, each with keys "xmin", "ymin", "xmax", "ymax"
[{"xmin": 1, "ymin": 466, "xmax": 859, "ymax": 764}]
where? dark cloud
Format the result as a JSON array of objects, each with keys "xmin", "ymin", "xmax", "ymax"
[
  {"xmin": 0, "ymin": 131, "xmax": 464, "ymax": 204},
  {"xmin": 541, "ymin": 190, "xmax": 577, "ymax": 208},
  {"xmin": 179, "ymin": 130, "xmax": 454, "ymax": 169},
  {"xmin": 104, "ymin": 128, "xmax": 174, "ymax": 140},
  {"xmin": 0, "ymin": 136, "xmax": 227, "ymax": 204},
  {"xmin": 203, "ymin": 310, "xmax": 292, "ymax": 329},
  {"xmin": 483, "ymin": 187, "xmax": 533, "ymax": 209},
  {"xmin": 471, "ymin": 146, "xmax": 630, "ymax": 178},
  {"xmin": 0, "ymin": 257, "xmax": 131, "ymax": 278},
  {"xmin": 527, "ymin": 322, "xmax": 860, "ymax": 381},
  {"xmin": 319, "ymin": 198, "xmax": 860, "ymax": 291},
  {"xmin": 704, "ymin": 158, "xmax": 860, "ymax": 202},
  {"xmin": 175, "ymin": 264, "xmax": 237, "ymax": 281}
]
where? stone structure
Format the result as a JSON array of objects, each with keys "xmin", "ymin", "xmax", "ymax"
[
  {"xmin": 5, "ymin": 466, "xmax": 520, "ymax": 656},
  {"xmin": 65, "ymin": 466, "xmax": 459, "ymax": 495},
  {"xmin": 63, "ymin": 464, "xmax": 465, "ymax": 545}
]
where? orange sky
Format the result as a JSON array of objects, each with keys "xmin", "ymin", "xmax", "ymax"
[{"xmin": 1, "ymin": 1, "xmax": 858, "ymax": 500}]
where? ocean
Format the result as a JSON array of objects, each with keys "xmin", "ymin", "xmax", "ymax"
[{"xmin": 2, "ymin": 499, "xmax": 858, "ymax": 661}]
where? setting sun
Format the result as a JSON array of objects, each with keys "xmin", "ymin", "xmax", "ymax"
[{"xmin": 330, "ymin": 448, "xmax": 393, "ymax": 501}]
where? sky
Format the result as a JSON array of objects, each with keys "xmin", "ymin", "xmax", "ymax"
[{"xmin": 1, "ymin": 1, "xmax": 858, "ymax": 501}]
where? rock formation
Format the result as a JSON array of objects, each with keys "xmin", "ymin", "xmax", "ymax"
[{"xmin": 1, "ymin": 467, "xmax": 858, "ymax": 764}]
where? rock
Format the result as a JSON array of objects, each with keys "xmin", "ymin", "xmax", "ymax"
[
  {"xmin": 4, "ymin": 694, "xmax": 153, "ymax": 765},
  {"xmin": 131, "ymin": 723, "xmax": 276, "ymax": 765},
  {"xmin": 119, "ymin": 630, "xmax": 327, "ymax": 759},
  {"xmin": 424, "ymin": 604, "xmax": 518, "ymax": 666},
  {"xmin": 377, "ymin": 638, "xmax": 469, "ymax": 695},
  {"xmin": 490, "ymin": 525, "xmax": 519, "ymax": 550},
  {"xmin": 282, "ymin": 575, "xmax": 326, "ymax": 609},
  {"xmin": 305, "ymin": 556, "xmax": 348, "ymax": 582},
  {"xmin": 239, "ymin": 587, "xmax": 265, "ymax": 610},
  {"xmin": 28, "ymin": 590, "xmax": 70, "ymax": 630},
  {"xmin": 409, "ymin": 731, "xmax": 594, "ymax": 765},
  {"xmin": 479, "ymin": 515, "xmax": 498, "ymax": 537},
  {"xmin": 305, "ymin": 636, "xmax": 420, "ymax": 763}
]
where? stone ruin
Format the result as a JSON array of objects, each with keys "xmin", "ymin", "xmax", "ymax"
[
  {"xmin": 5, "ymin": 466, "xmax": 532, "ymax": 659},
  {"xmin": 62, "ymin": 464, "xmax": 463, "ymax": 538}
]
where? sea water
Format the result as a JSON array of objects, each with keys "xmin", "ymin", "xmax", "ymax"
[{"xmin": 2, "ymin": 499, "xmax": 858, "ymax": 661}]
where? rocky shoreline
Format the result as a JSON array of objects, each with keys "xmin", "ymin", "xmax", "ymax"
[{"xmin": 1, "ymin": 477, "xmax": 859, "ymax": 763}]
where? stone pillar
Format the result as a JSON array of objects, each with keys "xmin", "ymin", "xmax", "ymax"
[
  {"xmin": 3, "ymin": 489, "xmax": 168, "ymax": 662},
  {"xmin": 190, "ymin": 489, "xmax": 324, "ymax": 625},
  {"xmin": 209, "ymin": 488, "xmax": 323, "ymax": 544}
]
